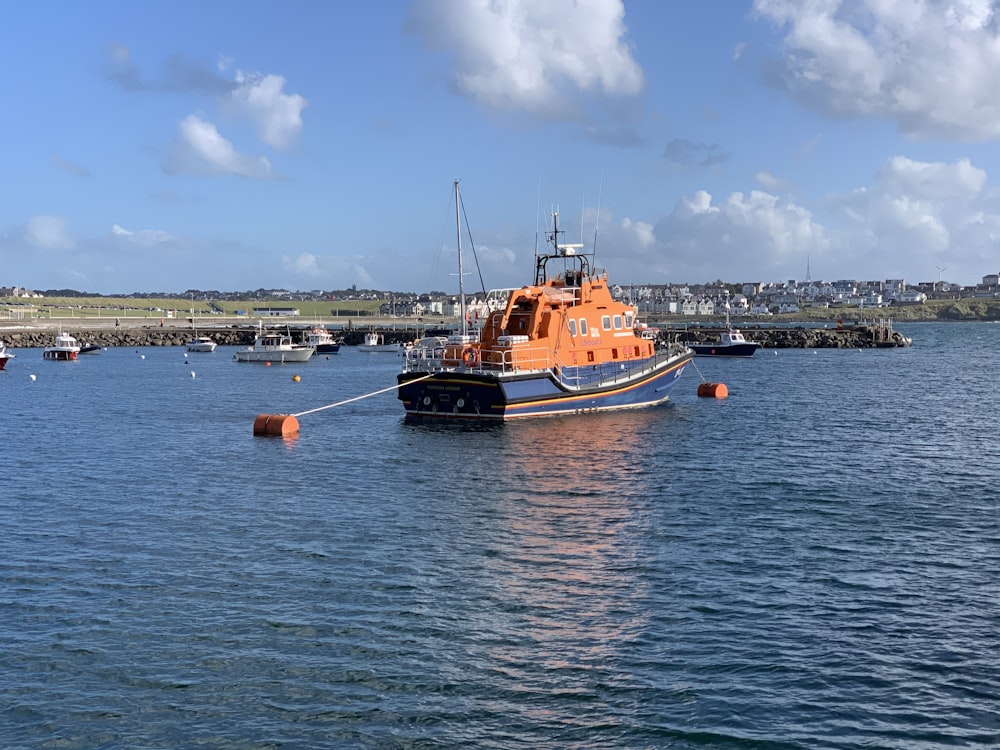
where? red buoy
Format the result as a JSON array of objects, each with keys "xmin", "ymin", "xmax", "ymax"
[
  {"xmin": 697, "ymin": 382, "xmax": 728, "ymax": 399},
  {"xmin": 253, "ymin": 414, "xmax": 300, "ymax": 436}
]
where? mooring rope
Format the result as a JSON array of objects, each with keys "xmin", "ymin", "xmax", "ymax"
[
  {"xmin": 292, "ymin": 373, "xmax": 435, "ymax": 418},
  {"xmin": 688, "ymin": 355, "xmax": 708, "ymax": 384}
]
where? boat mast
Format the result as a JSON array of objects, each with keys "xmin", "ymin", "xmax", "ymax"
[{"xmin": 455, "ymin": 180, "xmax": 467, "ymax": 337}]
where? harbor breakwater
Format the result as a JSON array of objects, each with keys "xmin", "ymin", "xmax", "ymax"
[
  {"xmin": 669, "ymin": 320, "xmax": 912, "ymax": 349},
  {"xmin": 0, "ymin": 321, "xmax": 911, "ymax": 349}
]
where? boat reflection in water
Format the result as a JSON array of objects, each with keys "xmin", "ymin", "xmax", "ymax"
[{"xmin": 469, "ymin": 411, "xmax": 665, "ymax": 690}]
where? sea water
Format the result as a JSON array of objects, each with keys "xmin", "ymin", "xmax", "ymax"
[{"xmin": 1, "ymin": 323, "xmax": 998, "ymax": 749}]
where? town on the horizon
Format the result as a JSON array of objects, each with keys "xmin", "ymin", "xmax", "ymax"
[{"xmin": 3, "ymin": 272, "xmax": 1000, "ymax": 318}]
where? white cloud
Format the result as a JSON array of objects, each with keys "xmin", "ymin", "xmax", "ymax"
[
  {"xmin": 755, "ymin": 171, "xmax": 787, "ymax": 190},
  {"xmin": 112, "ymin": 224, "xmax": 175, "ymax": 247},
  {"xmin": 165, "ymin": 114, "xmax": 273, "ymax": 179},
  {"xmin": 407, "ymin": 0, "xmax": 643, "ymax": 119},
  {"xmin": 230, "ymin": 71, "xmax": 307, "ymax": 149},
  {"xmin": 754, "ymin": 0, "xmax": 1000, "ymax": 140},
  {"xmin": 24, "ymin": 216, "xmax": 75, "ymax": 250},
  {"xmin": 282, "ymin": 252, "xmax": 376, "ymax": 288},
  {"xmin": 833, "ymin": 155, "xmax": 1000, "ymax": 275}
]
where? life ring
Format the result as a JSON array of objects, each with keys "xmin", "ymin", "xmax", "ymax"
[{"xmin": 462, "ymin": 347, "xmax": 479, "ymax": 367}]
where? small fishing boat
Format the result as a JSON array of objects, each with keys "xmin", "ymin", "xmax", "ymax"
[
  {"xmin": 0, "ymin": 341, "xmax": 15, "ymax": 370},
  {"xmin": 79, "ymin": 343, "xmax": 102, "ymax": 355},
  {"xmin": 43, "ymin": 332, "xmax": 81, "ymax": 361},
  {"xmin": 397, "ymin": 181, "xmax": 693, "ymax": 419},
  {"xmin": 234, "ymin": 327, "xmax": 313, "ymax": 363},
  {"xmin": 359, "ymin": 331, "xmax": 403, "ymax": 353},
  {"xmin": 689, "ymin": 294, "xmax": 760, "ymax": 357},
  {"xmin": 305, "ymin": 327, "xmax": 342, "ymax": 354},
  {"xmin": 186, "ymin": 335, "xmax": 217, "ymax": 353}
]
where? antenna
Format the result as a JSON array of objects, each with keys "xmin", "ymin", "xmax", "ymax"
[
  {"xmin": 592, "ymin": 172, "xmax": 604, "ymax": 263},
  {"xmin": 534, "ymin": 177, "xmax": 541, "ymax": 262}
]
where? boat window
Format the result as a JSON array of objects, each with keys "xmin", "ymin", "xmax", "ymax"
[
  {"xmin": 613, "ymin": 314, "xmax": 622, "ymax": 330},
  {"xmin": 612, "ymin": 348, "xmax": 619, "ymax": 360},
  {"xmin": 579, "ymin": 319, "xmax": 588, "ymax": 336},
  {"xmin": 601, "ymin": 315, "xmax": 611, "ymax": 331},
  {"xmin": 625, "ymin": 311, "xmax": 634, "ymax": 328},
  {"xmin": 634, "ymin": 345, "xmax": 640, "ymax": 357},
  {"xmin": 568, "ymin": 319, "xmax": 577, "ymax": 336},
  {"xmin": 587, "ymin": 351, "xmax": 595, "ymax": 362}
]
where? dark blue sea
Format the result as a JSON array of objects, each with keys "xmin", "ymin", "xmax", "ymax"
[{"xmin": 2, "ymin": 322, "xmax": 998, "ymax": 749}]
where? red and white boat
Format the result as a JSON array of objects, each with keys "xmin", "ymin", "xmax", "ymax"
[
  {"xmin": 43, "ymin": 332, "xmax": 81, "ymax": 361},
  {"xmin": 0, "ymin": 341, "xmax": 14, "ymax": 370}
]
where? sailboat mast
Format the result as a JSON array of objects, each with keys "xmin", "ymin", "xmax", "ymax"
[{"xmin": 455, "ymin": 180, "xmax": 467, "ymax": 337}]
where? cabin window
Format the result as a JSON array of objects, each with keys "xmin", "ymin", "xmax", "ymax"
[
  {"xmin": 601, "ymin": 315, "xmax": 611, "ymax": 331},
  {"xmin": 625, "ymin": 311, "xmax": 634, "ymax": 328},
  {"xmin": 613, "ymin": 314, "xmax": 622, "ymax": 330},
  {"xmin": 579, "ymin": 319, "xmax": 588, "ymax": 336},
  {"xmin": 568, "ymin": 319, "xmax": 577, "ymax": 336}
]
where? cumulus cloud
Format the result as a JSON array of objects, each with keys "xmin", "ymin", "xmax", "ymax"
[
  {"xmin": 228, "ymin": 71, "xmax": 307, "ymax": 150},
  {"xmin": 163, "ymin": 114, "xmax": 273, "ymax": 179},
  {"xmin": 832, "ymin": 155, "xmax": 1000, "ymax": 275},
  {"xmin": 24, "ymin": 216, "xmax": 75, "ymax": 250},
  {"xmin": 754, "ymin": 0, "xmax": 1000, "ymax": 140},
  {"xmin": 107, "ymin": 42, "xmax": 307, "ymax": 160},
  {"xmin": 406, "ymin": 0, "xmax": 643, "ymax": 120}
]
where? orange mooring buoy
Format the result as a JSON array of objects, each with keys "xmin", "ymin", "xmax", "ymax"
[
  {"xmin": 697, "ymin": 382, "xmax": 729, "ymax": 399},
  {"xmin": 253, "ymin": 414, "xmax": 300, "ymax": 437}
]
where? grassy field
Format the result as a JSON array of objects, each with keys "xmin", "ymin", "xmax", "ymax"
[{"xmin": 0, "ymin": 296, "xmax": 386, "ymax": 320}]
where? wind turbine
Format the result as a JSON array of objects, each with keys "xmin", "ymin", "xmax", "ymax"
[{"xmin": 936, "ymin": 265, "xmax": 948, "ymax": 283}]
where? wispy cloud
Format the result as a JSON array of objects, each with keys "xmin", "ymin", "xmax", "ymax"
[
  {"xmin": 52, "ymin": 154, "xmax": 90, "ymax": 177},
  {"xmin": 663, "ymin": 138, "xmax": 730, "ymax": 168}
]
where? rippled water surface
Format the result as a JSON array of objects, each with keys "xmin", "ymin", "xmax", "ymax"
[{"xmin": 2, "ymin": 323, "xmax": 998, "ymax": 748}]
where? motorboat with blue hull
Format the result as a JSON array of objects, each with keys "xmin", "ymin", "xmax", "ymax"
[
  {"xmin": 689, "ymin": 329, "xmax": 760, "ymax": 357},
  {"xmin": 690, "ymin": 292, "xmax": 760, "ymax": 357},
  {"xmin": 397, "ymin": 181, "xmax": 693, "ymax": 420}
]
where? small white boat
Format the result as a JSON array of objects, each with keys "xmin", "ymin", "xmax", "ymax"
[
  {"xmin": 43, "ymin": 332, "xmax": 81, "ymax": 361},
  {"xmin": 234, "ymin": 330, "xmax": 313, "ymax": 363},
  {"xmin": 0, "ymin": 341, "xmax": 15, "ymax": 370},
  {"xmin": 305, "ymin": 327, "xmax": 342, "ymax": 354},
  {"xmin": 186, "ymin": 335, "xmax": 217, "ymax": 353},
  {"xmin": 358, "ymin": 331, "xmax": 403, "ymax": 353}
]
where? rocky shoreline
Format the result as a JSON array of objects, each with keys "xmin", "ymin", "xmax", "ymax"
[{"xmin": 0, "ymin": 320, "xmax": 912, "ymax": 350}]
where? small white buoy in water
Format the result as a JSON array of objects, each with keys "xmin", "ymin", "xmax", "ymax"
[
  {"xmin": 29, "ymin": 373, "xmax": 36, "ymax": 381},
  {"xmin": 140, "ymin": 354, "xmax": 145, "ymax": 359},
  {"xmin": 190, "ymin": 371, "xmax": 196, "ymax": 378}
]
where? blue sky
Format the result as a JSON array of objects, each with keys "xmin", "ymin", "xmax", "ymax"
[{"xmin": 3, "ymin": 0, "xmax": 1000, "ymax": 295}]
